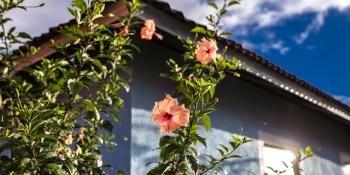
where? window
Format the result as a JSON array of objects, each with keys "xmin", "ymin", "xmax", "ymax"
[
  {"xmin": 344, "ymin": 163, "xmax": 350, "ymax": 175},
  {"xmin": 263, "ymin": 145, "xmax": 296, "ymax": 175}
]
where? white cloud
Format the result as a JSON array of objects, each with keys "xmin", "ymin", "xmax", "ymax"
[
  {"xmin": 270, "ymin": 41, "xmax": 290, "ymax": 54},
  {"xmin": 334, "ymin": 95, "xmax": 350, "ymax": 106},
  {"xmin": 242, "ymin": 39, "xmax": 290, "ymax": 55},
  {"xmin": 5, "ymin": 0, "xmax": 350, "ymax": 52},
  {"xmin": 5, "ymin": 0, "xmax": 71, "ymax": 37},
  {"xmin": 294, "ymin": 12, "xmax": 326, "ymax": 44},
  {"xmin": 163, "ymin": 0, "xmax": 350, "ymax": 45}
]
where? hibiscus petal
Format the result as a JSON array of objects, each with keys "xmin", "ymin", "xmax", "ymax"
[{"xmin": 171, "ymin": 105, "xmax": 189, "ymax": 126}]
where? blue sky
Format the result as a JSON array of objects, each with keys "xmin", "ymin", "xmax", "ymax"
[
  {"xmin": 7, "ymin": 0, "xmax": 350, "ymax": 105},
  {"xmin": 238, "ymin": 9, "xmax": 350, "ymax": 100},
  {"xmin": 164, "ymin": 0, "xmax": 350, "ymax": 105}
]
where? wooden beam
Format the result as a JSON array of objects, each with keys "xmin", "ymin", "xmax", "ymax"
[{"xmin": 3, "ymin": 0, "xmax": 129, "ymax": 74}]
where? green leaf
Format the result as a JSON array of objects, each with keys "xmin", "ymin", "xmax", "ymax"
[
  {"xmin": 191, "ymin": 26, "xmax": 208, "ymax": 34},
  {"xmin": 220, "ymin": 31, "xmax": 233, "ymax": 36},
  {"xmin": 160, "ymin": 144, "xmax": 177, "ymax": 162},
  {"xmin": 229, "ymin": 0, "xmax": 240, "ymax": 6},
  {"xmin": 202, "ymin": 115, "xmax": 211, "ymax": 132},
  {"xmin": 18, "ymin": 32, "xmax": 31, "ymax": 39},
  {"xmin": 92, "ymin": 59, "xmax": 104, "ymax": 71},
  {"xmin": 68, "ymin": 8, "xmax": 77, "ymax": 18},
  {"xmin": 177, "ymin": 85, "xmax": 190, "ymax": 99},
  {"xmin": 72, "ymin": 0, "xmax": 87, "ymax": 11},
  {"xmin": 22, "ymin": 135, "xmax": 29, "ymax": 143},
  {"xmin": 220, "ymin": 8, "xmax": 228, "ymax": 15},
  {"xmin": 208, "ymin": 2, "xmax": 218, "ymax": 9},
  {"xmin": 186, "ymin": 155, "xmax": 198, "ymax": 173},
  {"xmin": 219, "ymin": 144, "xmax": 229, "ymax": 152},
  {"xmin": 81, "ymin": 99, "xmax": 100, "ymax": 121},
  {"xmin": 190, "ymin": 125, "xmax": 200, "ymax": 133},
  {"xmin": 67, "ymin": 79, "xmax": 84, "ymax": 97},
  {"xmin": 228, "ymin": 154, "xmax": 241, "ymax": 159},
  {"xmin": 93, "ymin": 105, "xmax": 101, "ymax": 121},
  {"xmin": 305, "ymin": 146, "xmax": 315, "ymax": 157},
  {"xmin": 216, "ymin": 148, "xmax": 224, "ymax": 156},
  {"xmin": 21, "ymin": 158, "xmax": 31, "ymax": 167},
  {"xmin": 101, "ymin": 120, "xmax": 114, "ymax": 132},
  {"xmin": 197, "ymin": 135, "xmax": 207, "ymax": 147},
  {"xmin": 159, "ymin": 136, "xmax": 172, "ymax": 148}
]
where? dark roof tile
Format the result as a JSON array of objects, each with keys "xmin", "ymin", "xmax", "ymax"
[{"xmin": 11, "ymin": 0, "xmax": 350, "ymax": 112}]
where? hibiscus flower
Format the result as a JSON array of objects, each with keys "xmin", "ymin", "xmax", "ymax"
[
  {"xmin": 152, "ymin": 94, "xmax": 189, "ymax": 132},
  {"xmin": 140, "ymin": 19, "xmax": 163, "ymax": 40},
  {"xmin": 195, "ymin": 37, "xmax": 218, "ymax": 64}
]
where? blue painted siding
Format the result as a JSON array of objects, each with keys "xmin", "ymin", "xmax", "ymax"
[{"xmin": 128, "ymin": 38, "xmax": 350, "ymax": 175}]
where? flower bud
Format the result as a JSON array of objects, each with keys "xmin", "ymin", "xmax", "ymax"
[
  {"xmin": 112, "ymin": 22, "xmax": 124, "ymax": 28},
  {"xmin": 187, "ymin": 74, "xmax": 193, "ymax": 81},
  {"xmin": 118, "ymin": 28, "xmax": 129, "ymax": 37},
  {"xmin": 65, "ymin": 134, "xmax": 73, "ymax": 145},
  {"xmin": 56, "ymin": 146, "xmax": 64, "ymax": 154},
  {"xmin": 79, "ymin": 127, "xmax": 85, "ymax": 144}
]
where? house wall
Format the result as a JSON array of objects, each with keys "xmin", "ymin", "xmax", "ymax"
[
  {"xmin": 130, "ymin": 38, "xmax": 350, "ymax": 175},
  {"xmin": 100, "ymin": 89, "xmax": 131, "ymax": 174}
]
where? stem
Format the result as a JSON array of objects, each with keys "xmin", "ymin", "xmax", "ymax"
[
  {"xmin": 212, "ymin": 0, "xmax": 227, "ymax": 36},
  {"xmin": 171, "ymin": 87, "xmax": 202, "ymax": 174},
  {"xmin": 0, "ymin": 15, "xmax": 9, "ymax": 55},
  {"xmin": 199, "ymin": 149, "xmax": 234, "ymax": 175}
]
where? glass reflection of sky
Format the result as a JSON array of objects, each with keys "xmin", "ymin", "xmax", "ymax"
[
  {"xmin": 343, "ymin": 164, "xmax": 350, "ymax": 175},
  {"xmin": 263, "ymin": 146, "xmax": 295, "ymax": 175}
]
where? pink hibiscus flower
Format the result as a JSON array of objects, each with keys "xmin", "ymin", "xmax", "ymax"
[
  {"xmin": 195, "ymin": 38, "xmax": 218, "ymax": 64},
  {"xmin": 140, "ymin": 19, "xmax": 163, "ymax": 40},
  {"xmin": 152, "ymin": 94, "xmax": 189, "ymax": 132}
]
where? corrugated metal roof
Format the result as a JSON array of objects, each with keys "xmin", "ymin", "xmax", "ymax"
[
  {"xmin": 9, "ymin": 0, "xmax": 350, "ymax": 113},
  {"xmin": 141, "ymin": 0, "xmax": 350, "ymax": 113}
]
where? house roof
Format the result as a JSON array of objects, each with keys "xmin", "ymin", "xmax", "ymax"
[
  {"xmin": 4, "ymin": 0, "xmax": 350, "ymax": 124},
  {"xmin": 143, "ymin": 0, "xmax": 350, "ymax": 109},
  {"xmin": 141, "ymin": 0, "xmax": 350, "ymax": 120}
]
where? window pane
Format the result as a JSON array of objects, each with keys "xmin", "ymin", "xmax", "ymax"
[
  {"xmin": 344, "ymin": 164, "xmax": 350, "ymax": 175},
  {"xmin": 263, "ymin": 145, "xmax": 295, "ymax": 175}
]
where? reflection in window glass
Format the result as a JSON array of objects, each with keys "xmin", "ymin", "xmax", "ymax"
[
  {"xmin": 344, "ymin": 164, "xmax": 350, "ymax": 175},
  {"xmin": 263, "ymin": 145, "xmax": 296, "ymax": 175}
]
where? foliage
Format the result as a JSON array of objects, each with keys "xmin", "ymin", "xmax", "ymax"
[
  {"xmin": 146, "ymin": 1, "xmax": 253, "ymax": 174},
  {"xmin": 0, "ymin": 0, "xmax": 316, "ymax": 174},
  {"xmin": 0, "ymin": 0, "xmax": 142, "ymax": 174},
  {"xmin": 146, "ymin": 0, "xmax": 315, "ymax": 174}
]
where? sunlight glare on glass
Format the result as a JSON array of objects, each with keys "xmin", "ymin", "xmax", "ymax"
[
  {"xmin": 263, "ymin": 146, "xmax": 296, "ymax": 175},
  {"xmin": 343, "ymin": 164, "xmax": 350, "ymax": 175}
]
